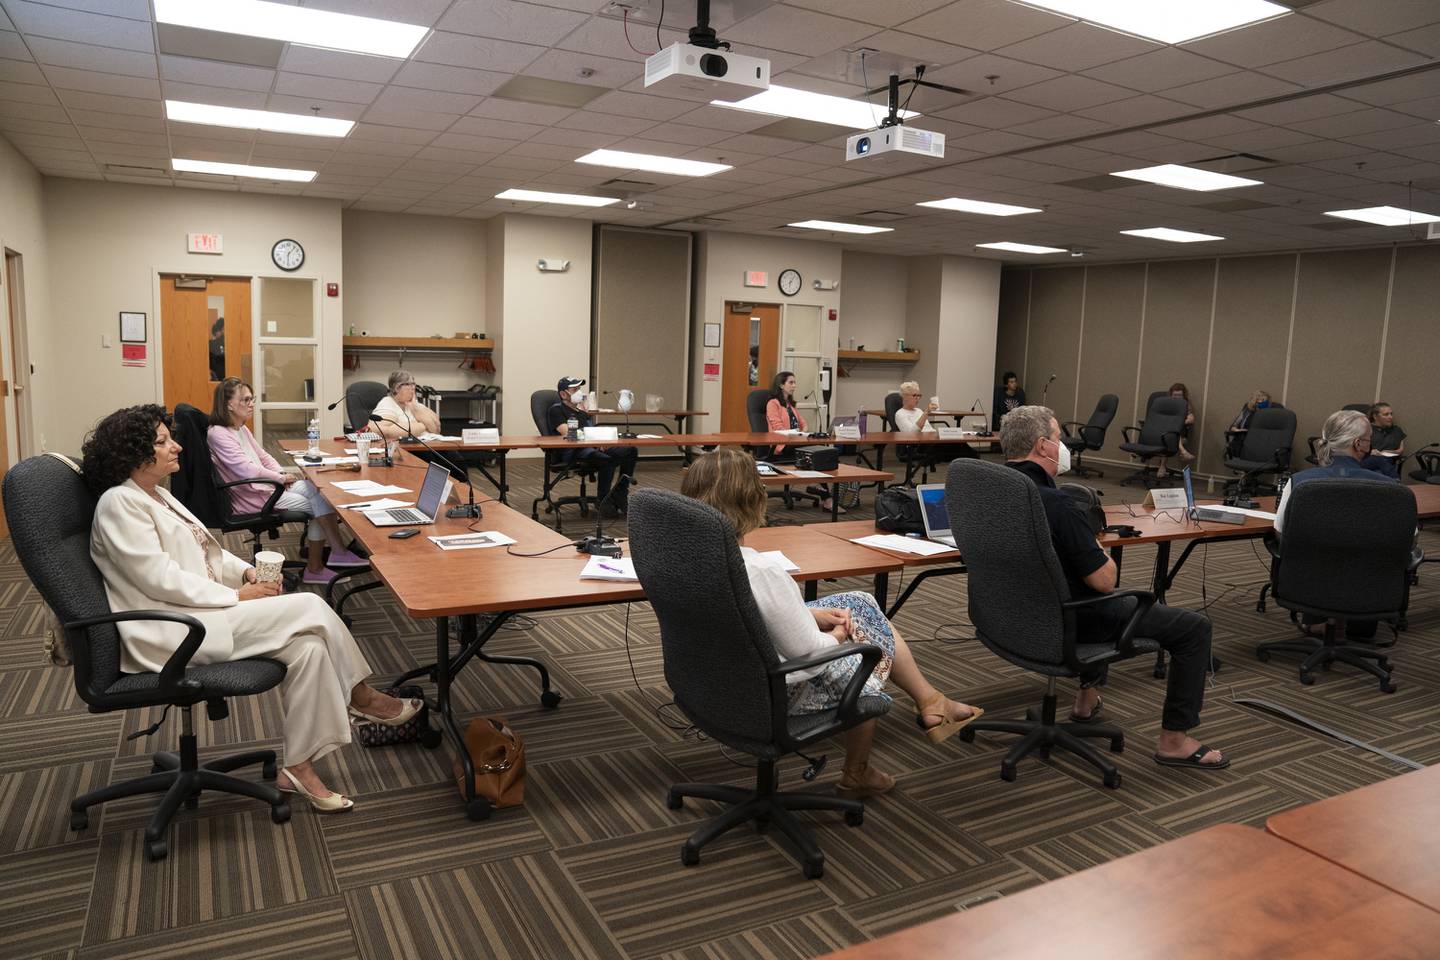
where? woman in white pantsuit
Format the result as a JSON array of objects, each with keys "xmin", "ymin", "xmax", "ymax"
[{"xmin": 83, "ymin": 404, "xmax": 421, "ymax": 813}]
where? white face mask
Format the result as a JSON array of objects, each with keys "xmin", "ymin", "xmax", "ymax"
[
  {"xmin": 570, "ymin": 389, "xmax": 586, "ymax": 405},
  {"xmin": 1044, "ymin": 436, "xmax": 1071, "ymax": 474}
]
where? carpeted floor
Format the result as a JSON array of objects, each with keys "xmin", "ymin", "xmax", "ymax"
[{"xmin": 2, "ymin": 455, "xmax": 1437, "ymax": 960}]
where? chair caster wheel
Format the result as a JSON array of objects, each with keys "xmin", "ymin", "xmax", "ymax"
[
  {"xmin": 1103, "ymin": 770, "xmax": 1122, "ymax": 789},
  {"xmin": 419, "ymin": 726, "xmax": 443, "ymax": 749},
  {"xmin": 666, "ymin": 790, "xmax": 683, "ymax": 810},
  {"xmin": 1380, "ymin": 680, "xmax": 1397, "ymax": 694},
  {"xmin": 540, "ymin": 690, "xmax": 562, "ymax": 709},
  {"xmin": 263, "ymin": 759, "xmax": 277, "ymax": 780},
  {"xmin": 845, "ymin": 808, "xmax": 864, "ymax": 827},
  {"xmin": 1000, "ymin": 763, "xmax": 1017, "ymax": 783},
  {"xmin": 803, "ymin": 860, "xmax": 825, "ymax": 880},
  {"xmin": 145, "ymin": 839, "xmax": 168, "ymax": 861},
  {"xmin": 1024, "ymin": 707, "xmax": 1038, "ymax": 722},
  {"xmin": 70, "ymin": 810, "xmax": 89, "ymax": 832},
  {"xmin": 1256, "ymin": 649, "xmax": 1271, "ymax": 663},
  {"xmin": 1109, "ymin": 736, "xmax": 1124, "ymax": 753},
  {"xmin": 754, "ymin": 816, "xmax": 770, "ymax": 833},
  {"xmin": 1299, "ymin": 671, "xmax": 1315, "ymax": 685},
  {"xmin": 271, "ymin": 801, "xmax": 291, "ymax": 824},
  {"xmin": 680, "ymin": 846, "xmax": 699, "ymax": 867},
  {"xmin": 465, "ymin": 798, "xmax": 492, "ymax": 822},
  {"xmin": 1152, "ymin": 664, "xmax": 1167, "ymax": 679},
  {"xmin": 958, "ymin": 727, "xmax": 976, "ymax": 744}
]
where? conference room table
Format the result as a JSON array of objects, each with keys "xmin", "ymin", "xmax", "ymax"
[
  {"xmin": 1266, "ymin": 762, "xmax": 1440, "ymax": 914},
  {"xmin": 811, "ymin": 519, "xmax": 964, "ymax": 618},
  {"xmin": 587, "ymin": 407, "xmax": 706, "ymax": 434},
  {"xmin": 817, "ymin": 823, "xmax": 1440, "ymax": 959},
  {"xmin": 296, "ymin": 445, "xmax": 903, "ymax": 818},
  {"xmin": 759, "ymin": 463, "xmax": 891, "ymax": 521}
]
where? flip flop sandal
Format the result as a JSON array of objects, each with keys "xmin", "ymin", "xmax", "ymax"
[
  {"xmin": 1068, "ymin": 696, "xmax": 1105, "ymax": 724},
  {"xmin": 1153, "ymin": 745, "xmax": 1230, "ymax": 770}
]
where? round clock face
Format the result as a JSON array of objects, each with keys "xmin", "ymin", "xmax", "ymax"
[
  {"xmin": 778, "ymin": 268, "xmax": 802, "ymax": 296},
  {"xmin": 272, "ymin": 238, "xmax": 304, "ymax": 272}
]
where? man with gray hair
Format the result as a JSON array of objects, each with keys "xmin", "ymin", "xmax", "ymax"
[{"xmin": 1001, "ymin": 405, "xmax": 1228, "ymax": 770}]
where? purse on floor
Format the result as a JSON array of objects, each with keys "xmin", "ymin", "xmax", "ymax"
[
  {"xmin": 453, "ymin": 716, "xmax": 527, "ymax": 808},
  {"xmin": 354, "ymin": 684, "xmax": 429, "ymax": 747}
]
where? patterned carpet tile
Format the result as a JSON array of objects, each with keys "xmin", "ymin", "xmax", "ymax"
[
  {"xmin": 115, "ymin": 695, "xmax": 284, "ymax": 759},
  {"xmin": 1143, "ymin": 778, "xmax": 1308, "ymax": 833},
  {"xmin": 0, "ymin": 840, "xmax": 98, "ymax": 960},
  {"xmin": 0, "ymin": 709, "xmax": 123, "ymax": 775},
  {"xmin": 525, "ymin": 747, "xmax": 693, "ymax": 848},
  {"xmin": 846, "ymin": 857, "xmax": 1044, "ymax": 940},
  {"xmin": 652, "ymin": 908, "xmax": 868, "ymax": 960},
  {"xmin": 1006, "ymin": 813, "xmax": 1181, "ymax": 881},
  {"xmin": 463, "ymin": 695, "xmax": 654, "ymax": 766},
  {"xmin": 0, "ymin": 760, "xmax": 110, "ymax": 855},
  {"xmin": 75, "ymin": 898, "xmax": 360, "ymax": 960},
  {"xmin": 0, "ymin": 663, "xmax": 82, "ymax": 717}
]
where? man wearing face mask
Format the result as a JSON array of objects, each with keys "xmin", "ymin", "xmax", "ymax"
[
  {"xmin": 1001, "ymin": 405, "xmax": 1228, "ymax": 771},
  {"xmin": 545, "ymin": 376, "xmax": 638, "ymax": 517}
]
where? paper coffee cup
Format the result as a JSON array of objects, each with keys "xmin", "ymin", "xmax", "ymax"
[
  {"xmin": 355, "ymin": 436, "xmax": 370, "ymax": 463},
  {"xmin": 930, "ymin": 396, "xmax": 940, "ymax": 408},
  {"xmin": 254, "ymin": 550, "xmax": 285, "ymax": 583}
]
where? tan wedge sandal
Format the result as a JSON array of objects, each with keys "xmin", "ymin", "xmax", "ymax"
[
  {"xmin": 915, "ymin": 695, "xmax": 984, "ymax": 745},
  {"xmin": 836, "ymin": 761, "xmax": 895, "ymax": 799}
]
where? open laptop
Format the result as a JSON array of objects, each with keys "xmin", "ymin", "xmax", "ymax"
[
  {"xmin": 363, "ymin": 461, "xmax": 452, "ymax": 526},
  {"xmin": 915, "ymin": 483, "xmax": 956, "ymax": 547},
  {"xmin": 1182, "ymin": 466, "xmax": 1196, "ymax": 518}
]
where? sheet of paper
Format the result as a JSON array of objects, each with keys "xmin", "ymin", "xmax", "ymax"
[
  {"xmin": 331, "ymin": 480, "xmax": 410, "ymax": 496},
  {"xmin": 773, "ymin": 428, "xmax": 804, "ymax": 435},
  {"xmin": 579, "ymin": 556, "xmax": 639, "ymax": 581},
  {"xmin": 418, "ymin": 433, "xmax": 463, "ymax": 442},
  {"xmin": 428, "ymin": 531, "xmax": 517, "ymax": 551},
  {"xmin": 291, "ymin": 454, "xmax": 358, "ymax": 465},
  {"xmin": 337, "ymin": 498, "xmax": 412, "ymax": 511},
  {"xmin": 636, "ymin": 434, "xmax": 665, "ymax": 440},
  {"xmin": 782, "ymin": 469, "xmax": 832, "ymax": 479},
  {"xmin": 853, "ymin": 534, "xmax": 954, "ymax": 556},
  {"xmin": 1222, "ymin": 507, "xmax": 1278, "ymax": 520},
  {"xmin": 757, "ymin": 550, "xmax": 800, "ymax": 572}
]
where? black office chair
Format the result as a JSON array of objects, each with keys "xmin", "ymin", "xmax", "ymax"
[
  {"xmin": 530, "ymin": 389, "xmax": 602, "ymax": 532},
  {"xmin": 3, "ymin": 454, "xmax": 290, "ymax": 862},
  {"xmin": 345, "ymin": 380, "xmax": 388, "ymax": 433},
  {"xmin": 882, "ymin": 391, "xmax": 930, "ymax": 485},
  {"xmin": 1304, "ymin": 402, "xmax": 1371, "ymax": 466},
  {"xmin": 1256, "ymin": 480, "xmax": 1415, "ymax": 692},
  {"xmin": 1062, "ymin": 394, "xmax": 1118, "ymax": 479},
  {"xmin": 947, "ymin": 460, "xmax": 1158, "ymax": 788},
  {"xmin": 746, "ymin": 388, "xmax": 822, "ymax": 510},
  {"xmin": 1117, "ymin": 394, "xmax": 1186, "ymax": 487},
  {"xmin": 627, "ymin": 489, "xmax": 889, "ymax": 879},
  {"xmin": 1224, "ymin": 406, "xmax": 1296, "ymax": 498},
  {"xmin": 1408, "ymin": 444, "xmax": 1440, "ymax": 484}
]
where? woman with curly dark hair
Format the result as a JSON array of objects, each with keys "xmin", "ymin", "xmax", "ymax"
[{"xmin": 83, "ymin": 404, "xmax": 421, "ymax": 813}]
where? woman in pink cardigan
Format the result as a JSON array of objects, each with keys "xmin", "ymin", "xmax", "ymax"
[
  {"xmin": 765, "ymin": 371, "xmax": 840, "ymax": 513},
  {"xmin": 207, "ymin": 378, "xmax": 365, "ymax": 584}
]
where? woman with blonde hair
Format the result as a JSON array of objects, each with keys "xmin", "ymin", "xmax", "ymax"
[{"xmin": 680, "ymin": 447, "xmax": 983, "ymax": 796}]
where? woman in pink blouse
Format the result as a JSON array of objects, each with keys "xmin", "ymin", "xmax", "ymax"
[
  {"xmin": 207, "ymin": 378, "xmax": 365, "ymax": 584},
  {"xmin": 764, "ymin": 371, "xmax": 839, "ymax": 514}
]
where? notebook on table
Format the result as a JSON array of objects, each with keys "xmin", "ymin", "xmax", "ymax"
[
  {"xmin": 363, "ymin": 461, "xmax": 451, "ymax": 526},
  {"xmin": 915, "ymin": 483, "xmax": 956, "ymax": 548}
]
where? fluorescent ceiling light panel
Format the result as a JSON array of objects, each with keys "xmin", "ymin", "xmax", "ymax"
[
  {"xmin": 918, "ymin": 197, "xmax": 1042, "ymax": 216},
  {"xmin": 1110, "ymin": 164, "xmax": 1262, "ymax": 191},
  {"xmin": 788, "ymin": 220, "xmax": 893, "ymax": 234},
  {"xmin": 713, "ymin": 85, "xmax": 919, "ymax": 131},
  {"xmin": 575, "ymin": 149, "xmax": 731, "ymax": 178},
  {"xmin": 976, "ymin": 242, "xmax": 1067, "ymax": 254},
  {"xmin": 166, "ymin": 100, "xmax": 353, "ymax": 138},
  {"xmin": 1324, "ymin": 206, "xmax": 1440, "ymax": 226},
  {"xmin": 172, "ymin": 158, "xmax": 315, "ymax": 182},
  {"xmin": 153, "ymin": 0, "xmax": 428, "ymax": 59},
  {"xmin": 495, "ymin": 188, "xmax": 619, "ymax": 207},
  {"xmin": 1121, "ymin": 227, "xmax": 1224, "ymax": 242},
  {"xmin": 1010, "ymin": 0, "xmax": 1291, "ymax": 44}
]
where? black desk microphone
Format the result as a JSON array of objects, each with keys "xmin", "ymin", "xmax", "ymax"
[
  {"xmin": 370, "ymin": 414, "xmax": 482, "ymax": 519},
  {"xmin": 575, "ymin": 474, "xmax": 631, "ymax": 557}
]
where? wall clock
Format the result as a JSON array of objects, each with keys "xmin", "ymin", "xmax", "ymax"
[
  {"xmin": 271, "ymin": 238, "xmax": 305, "ymax": 272},
  {"xmin": 778, "ymin": 268, "xmax": 802, "ymax": 296}
]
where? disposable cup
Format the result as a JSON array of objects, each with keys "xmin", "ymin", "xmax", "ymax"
[
  {"xmin": 355, "ymin": 436, "xmax": 370, "ymax": 463},
  {"xmin": 254, "ymin": 550, "xmax": 285, "ymax": 583}
]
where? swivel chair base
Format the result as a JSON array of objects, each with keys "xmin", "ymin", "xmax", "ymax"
[
  {"xmin": 958, "ymin": 679, "xmax": 1125, "ymax": 788},
  {"xmin": 1256, "ymin": 629, "xmax": 1395, "ymax": 693},
  {"xmin": 68, "ymin": 705, "xmax": 289, "ymax": 861},
  {"xmin": 667, "ymin": 756, "xmax": 863, "ymax": 880}
]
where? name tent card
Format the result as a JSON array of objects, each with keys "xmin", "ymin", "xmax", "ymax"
[
  {"xmin": 1144, "ymin": 488, "xmax": 1189, "ymax": 511},
  {"xmin": 936, "ymin": 427, "xmax": 967, "ymax": 440},
  {"xmin": 462, "ymin": 428, "xmax": 500, "ymax": 444},
  {"xmin": 834, "ymin": 424, "xmax": 862, "ymax": 441}
]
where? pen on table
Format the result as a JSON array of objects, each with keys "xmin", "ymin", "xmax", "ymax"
[
  {"xmin": 342, "ymin": 500, "xmax": 379, "ymax": 509},
  {"xmin": 597, "ymin": 562, "xmax": 626, "ymax": 574}
]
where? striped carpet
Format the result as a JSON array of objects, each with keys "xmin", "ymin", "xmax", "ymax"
[{"xmin": 2, "ymin": 456, "xmax": 1437, "ymax": 960}]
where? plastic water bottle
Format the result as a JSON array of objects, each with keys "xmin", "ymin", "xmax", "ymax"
[
  {"xmin": 858, "ymin": 406, "xmax": 867, "ymax": 438},
  {"xmin": 306, "ymin": 417, "xmax": 320, "ymax": 457},
  {"xmin": 567, "ymin": 414, "xmax": 579, "ymax": 441}
]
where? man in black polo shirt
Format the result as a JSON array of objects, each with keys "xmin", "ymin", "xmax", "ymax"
[
  {"xmin": 1361, "ymin": 401, "xmax": 1405, "ymax": 477},
  {"xmin": 545, "ymin": 376, "xmax": 638, "ymax": 517},
  {"xmin": 1001, "ymin": 405, "xmax": 1228, "ymax": 770}
]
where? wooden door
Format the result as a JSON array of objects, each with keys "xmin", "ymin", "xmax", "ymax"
[
  {"xmin": 0, "ymin": 252, "xmax": 17, "ymax": 539},
  {"xmin": 721, "ymin": 301, "xmax": 780, "ymax": 432},
  {"xmin": 160, "ymin": 277, "xmax": 252, "ymax": 416}
]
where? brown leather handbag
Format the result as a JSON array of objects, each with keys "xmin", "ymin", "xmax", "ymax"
[{"xmin": 453, "ymin": 717, "xmax": 527, "ymax": 808}]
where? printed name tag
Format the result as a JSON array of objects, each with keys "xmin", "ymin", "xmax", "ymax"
[
  {"xmin": 1144, "ymin": 488, "xmax": 1189, "ymax": 511},
  {"xmin": 936, "ymin": 427, "xmax": 967, "ymax": 440},
  {"xmin": 834, "ymin": 425, "xmax": 861, "ymax": 440},
  {"xmin": 462, "ymin": 428, "xmax": 500, "ymax": 444}
]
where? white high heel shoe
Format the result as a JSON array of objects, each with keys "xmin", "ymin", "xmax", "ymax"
[
  {"xmin": 348, "ymin": 697, "xmax": 424, "ymax": 726},
  {"xmin": 278, "ymin": 768, "xmax": 354, "ymax": 814}
]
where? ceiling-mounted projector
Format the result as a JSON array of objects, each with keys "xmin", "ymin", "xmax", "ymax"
[
  {"xmin": 645, "ymin": 43, "xmax": 769, "ymax": 98},
  {"xmin": 846, "ymin": 126, "xmax": 945, "ymax": 163}
]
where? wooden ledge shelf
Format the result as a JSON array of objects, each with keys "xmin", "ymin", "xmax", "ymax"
[
  {"xmin": 344, "ymin": 336, "xmax": 493, "ymax": 351},
  {"xmin": 837, "ymin": 348, "xmax": 920, "ymax": 376}
]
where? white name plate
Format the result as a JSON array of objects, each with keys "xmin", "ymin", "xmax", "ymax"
[
  {"xmin": 936, "ymin": 427, "xmax": 967, "ymax": 440},
  {"xmin": 1144, "ymin": 488, "xmax": 1189, "ymax": 511},
  {"xmin": 583, "ymin": 426, "xmax": 620, "ymax": 441},
  {"xmin": 462, "ymin": 428, "xmax": 500, "ymax": 444},
  {"xmin": 834, "ymin": 425, "xmax": 862, "ymax": 441}
]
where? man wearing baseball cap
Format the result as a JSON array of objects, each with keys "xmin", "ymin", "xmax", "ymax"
[{"xmin": 544, "ymin": 376, "xmax": 638, "ymax": 517}]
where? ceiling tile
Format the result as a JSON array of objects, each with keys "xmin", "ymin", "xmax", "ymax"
[
  {"xmin": 552, "ymin": 17, "xmax": 688, "ymax": 63},
  {"xmin": 1006, "ymin": 112, "xmax": 1112, "ymax": 139},
  {"xmin": 934, "ymin": 96, "xmax": 1054, "ymax": 129},
  {"xmin": 447, "ymin": 115, "xmax": 545, "ymax": 139},
  {"xmin": 160, "ymin": 79, "xmax": 267, "ymax": 109},
  {"xmin": 301, "ymin": 0, "xmax": 454, "ymax": 27},
  {"xmin": 1162, "ymin": 71, "xmax": 1303, "ymax": 109},
  {"xmin": 416, "ymin": 30, "xmax": 546, "ymax": 74},
  {"xmin": 0, "ymin": 30, "xmax": 27, "ymax": 60},
  {"xmin": 1234, "ymin": 92, "xmax": 1366, "ymax": 124},
  {"xmin": 1002, "ymin": 75, "xmax": 1134, "ymax": 112},
  {"xmin": 358, "ymin": 105, "xmax": 463, "ymax": 131},
  {"xmin": 1183, "ymin": 14, "xmax": 1363, "ymax": 69},
  {"xmin": 160, "ymin": 54, "xmax": 274, "ymax": 92},
  {"xmin": 279, "ymin": 46, "xmax": 404, "ymax": 84},
  {"xmin": 668, "ymin": 103, "xmax": 777, "ymax": 133},
  {"xmin": 468, "ymin": 96, "xmax": 576, "ymax": 124},
  {"xmin": 1303, "ymin": 0, "xmax": 1440, "ymax": 37},
  {"xmin": 522, "ymin": 48, "xmax": 640, "ymax": 88},
  {"xmin": 392, "ymin": 61, "xmax": 510, "ymax": 98},
  {"xmin": 922, "ymin": 54, "xmax": 1063, "ymax": 97},
  {"xmin": 557, "ymin": 109, "xmax": 653, "ymax": 135},
  {"xmin": 0, "ymin": 56, "xmax": 43, "ymax": 85},
  {"xmin": 1289, "ymin": 107, "xmax": 1425, "ymax": 137},
  {"xmin": 27, "ymin": 36, "xmax": 156, "ymax": 78},
  {"xmin": 1262, "ymin": 40, "xmax": 1425, "ymax": 87},
  {"xmin": 370, "ymin": 84, "xmax": 481, "ymax": 115},
  {"xmin": 526, "ymin": 125, "xmax": 619, "ymax": 147},
  {"xmin": 436, "ymin": 0, "xmax": 589, "ymax": 45},
  {"xmin": 1083, "ymin": 47, "xmax": 1237, "ymax": 93},
  {"xmin": 349, "ymin": 122, "xmax": 437, "ymax": 145},
  {"xmin": 43, "ymin": 64, "xmax": 157, "ymax": 98},
  {"xmin": 630, "ymin": 121, "xmax": 731, "ymax": 146},
  {"xmin": 997, "ymin": 22, "xmax": 1156, "ymax": 73},
  {"xmin": 265, "ymin": 93, "xmax": 367, "ymax": 120},
  {"xmin": 1338, "ymin": 71, "xmax": 1440, "ymax": 106},
  {"xmin": 3, "ymin": 1, "xmax": 152, "ymax": 52},
  {"xmin": 274, "ymin": 71, "xmax": 383, "ymax": 105},
  {"xmin": 1075, "ymin": 94, "xmax": 1191, "ymax": 126},
  {"xmin": 849, "ymin": 28, "xmax": 978, "ymax": 68},
  {"xmin": 787, "ymin": 0, "xmax": 953, "ymax": 28},
  {"xmin": 721, "ymin": 6, "xmax": 876, "ymax": 56},
  {"xmin": 1385, "ymin": 23, "xmax": 1440, "ymax": 57},
  {"xmin": 585, "ymin": 89, "xmax": 694, "ymax": 121}
]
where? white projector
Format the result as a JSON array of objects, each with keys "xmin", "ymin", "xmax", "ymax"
[
  {"xmin": 644, "ymin": 43, "xmax": 769, "ymax": 98},
  {"xmin": 846, "ymin": 125, "xmax": 945, "ymax": 163}
]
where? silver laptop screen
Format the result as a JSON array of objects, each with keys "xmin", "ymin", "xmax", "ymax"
[
  {"xmin": 918, "ymin": 486, "xmax": 950, "ymax": 535},
  {"xmin": 416, "ymin": 461, "xmax": 450, "ymax": 518}
]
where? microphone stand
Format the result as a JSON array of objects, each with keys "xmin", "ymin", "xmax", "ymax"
[
  {"xmin": 619, "ymin": 408, "xmax": 637, "ymax": 440},
  {"xmin": 970, "ymin": 398, "xmax": 989, "ymax": 434},
  {"xmin": 371, "ymin": 414, "xmax": 482, "ymax": 519},
  {"xmin": 575, "ymin": 474, "xmax": 631, "ymax": 557},
  {"xmin": 1041, "ymin": 373, "xmax": 1056, "ymax": 408}
]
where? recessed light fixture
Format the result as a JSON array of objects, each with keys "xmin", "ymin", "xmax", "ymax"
[
  {"xmin": 166, "ymin": 101, "xmax": 353, "ymax": 138},
  {"xmin": 1009, "ymin": 0, "xmax": 1291, "ymax": 44},
  {"xmin": 976, "ymin": 242, "xmax": 1068, "ymax": 254},
  {"xmin": 1324, "ymin": 206, "xmax": 1440, "ymax": 226},
  {"xmin": 1121, "ymin": 227, "xmax": 1224, "ymax": 242},
  {"xmin": 153, "ymin": 0, "xmax": 428, "ymax": 59},
  {"xmin": 788, "ymin": 220, "xmax": 894, "ymax": 234},
  {"xmin": 575, "ymin": 149, "xmax": 732, "ymax": 178},
  {"xmin": 1111, "ymin": 164, "xmax": 1262, "ymax": 192},
  {"xmin": 918, "ymin": 197, "xmax": 1042, "ymax": 216},
  {"xmin": 713, "ymin": 85, "xmax": 919, "ymax": 131},
  {"xmin": 495, "ymin": 188, "xmax": 620, "ymax": 207},
  {"xmin": 172, "ymin": 158, "xmax": 316, "ymax": 182}
]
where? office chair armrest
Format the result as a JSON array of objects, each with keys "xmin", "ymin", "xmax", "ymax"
[
  {"xmin": 65, "ymin": 610, "xmax": 207, "ymax": 696},
  {"xmin": 769, "ymin": 642, "xmax": 883, "ymax": 745},
  {"xmin": 1060, "ymin": 420, "xmax": 1084, "ymax": 439},
  {"xmin": 1120, "ymin": 426, "xmax": 1140, "ymax": 443},
  {"xmin": 1262, "ymin": 531, "xmax": 1281, "ymax": 560},
  {"xmin": 1160, "ymin": 430, "xmax": 1182, "ymax": 454},
  {"xmin": 216, "ymin": 475, "xmax": 286, "ymax": 516},
  {"xmin": 1061, "ymin": 589, "xmax": 1157, "ymax": 663},
  {"xmin": 1273, "ymin": 446, "xmax": 1292, "ymax": 469}
]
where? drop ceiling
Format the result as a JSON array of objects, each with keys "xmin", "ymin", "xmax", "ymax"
[{"xmin": 0, "ymin": 0, "xmax": 1437, "ymax": 262}]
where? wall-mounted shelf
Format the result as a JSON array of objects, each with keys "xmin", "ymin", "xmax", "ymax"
[
  {"xmin": 837, "ymin": 349, "xmax": 920, "ymax": 376},
  {"xmin": 343, "ymin": 336, "xmax": 492, "ymax": 351}
]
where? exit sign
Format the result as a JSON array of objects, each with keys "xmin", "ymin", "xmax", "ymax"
[
  {"xmin": 187, "ymin": 232, "xmax": 223, "ymax": 254},
  {"xmin": 743, "ymin": 270, "xmax": 767, "ymax": 288}
]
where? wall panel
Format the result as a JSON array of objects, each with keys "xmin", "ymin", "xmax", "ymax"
[
  {"xmin": 1136, "ymin": 260, "xmax": 1215, "ymax": 462},
  {"xmin": 995, "ymin": 268, "xmax": 1030, "ymax": 386},
  {"xmin": 1023, "ymin": 267, "xmax": 1084, "ymax": 424},
  {"xmin": 1378, "ymin": 244, "xmax": 1440, "ymax": 461},
  {"xmin": 1075, "ymin": 263, "xmax": 1144, "ymax": 463}
]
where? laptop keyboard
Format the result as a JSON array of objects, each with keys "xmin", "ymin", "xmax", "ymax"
[{"xmin": 383, "ymin": 507, "xmax": 427, "ymax": 524}]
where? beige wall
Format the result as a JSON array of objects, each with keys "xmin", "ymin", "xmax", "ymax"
[
  {"xmin": 41, "ymin": 178, "xmax": 343, "ymax": 453},
  {"xmin": 0, "ymin": 136, "xmax": 48, "ymax": 462},
  {"xmin": 937, "ymin": 255, "xmax": 1002, "ymax": 416},
  {"xmin": 997, "ymin": 242, "xmax": 1440, "ymax": 478},
  {"xmin": 836, "ymin": 250, "xmax": 907, "ymax": 414}
]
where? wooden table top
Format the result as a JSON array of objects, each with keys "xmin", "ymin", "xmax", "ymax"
[
  {"xmin": 819, "ymin": 824, "xmax": 1440, "ymax": 960},
  {"xmin": 810, "ymin": 519, "xmax": 963, "ymax": 566},
  {"xmin": 743, "ymin": 526, "xmax": 905, "ymax": 581},
  {"xmin": 1098, "ymin": 498, "xmax": 1276, "ymax": 546},
  {"xmin": 588, "ymin": 409, "xmax": 705, "ymax": 418},
  {"xmin": 759, "ymin": 463, "xmax": 891, "ymax": 486},
  {"xmin": 857, "ymin": 431, "xmax": 1002, "ymax": 447},
  {"xmin": 377, "ymin": 431, "xmax": 1004, "ymax": 452},
  {"xmin": 1267, "ymin": 764, "xmax": 1440, "ymax": 912}
]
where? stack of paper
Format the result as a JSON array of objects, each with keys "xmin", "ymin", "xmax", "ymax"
[
  {"xmin": 784, "ymin": 469, "xmax": 833, "ymax": 479},
  {"xmin": 332, "ymin": 480, "xmax": 411, "ymax": 497},
  {"xmin": 337, "ymin": 498, "xmax": 412, "ymax": 511},
  {"xmin": 853, "ymin": 534, "xmax": 954, "ymax": 556},
  {"xmin": 428, "ymin": 532, "xmax": 517, "ymax": 551},
  {"xmin": 580, "ymin": 556, "xmax": 638, "ymax": 581},
  {"xmin": 756, "ymin": 550, "xmax": 801, "ymax": 572},
  {"xmin": 291, "ymin": 453, "xmax": 358, "ymax": 465}
]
